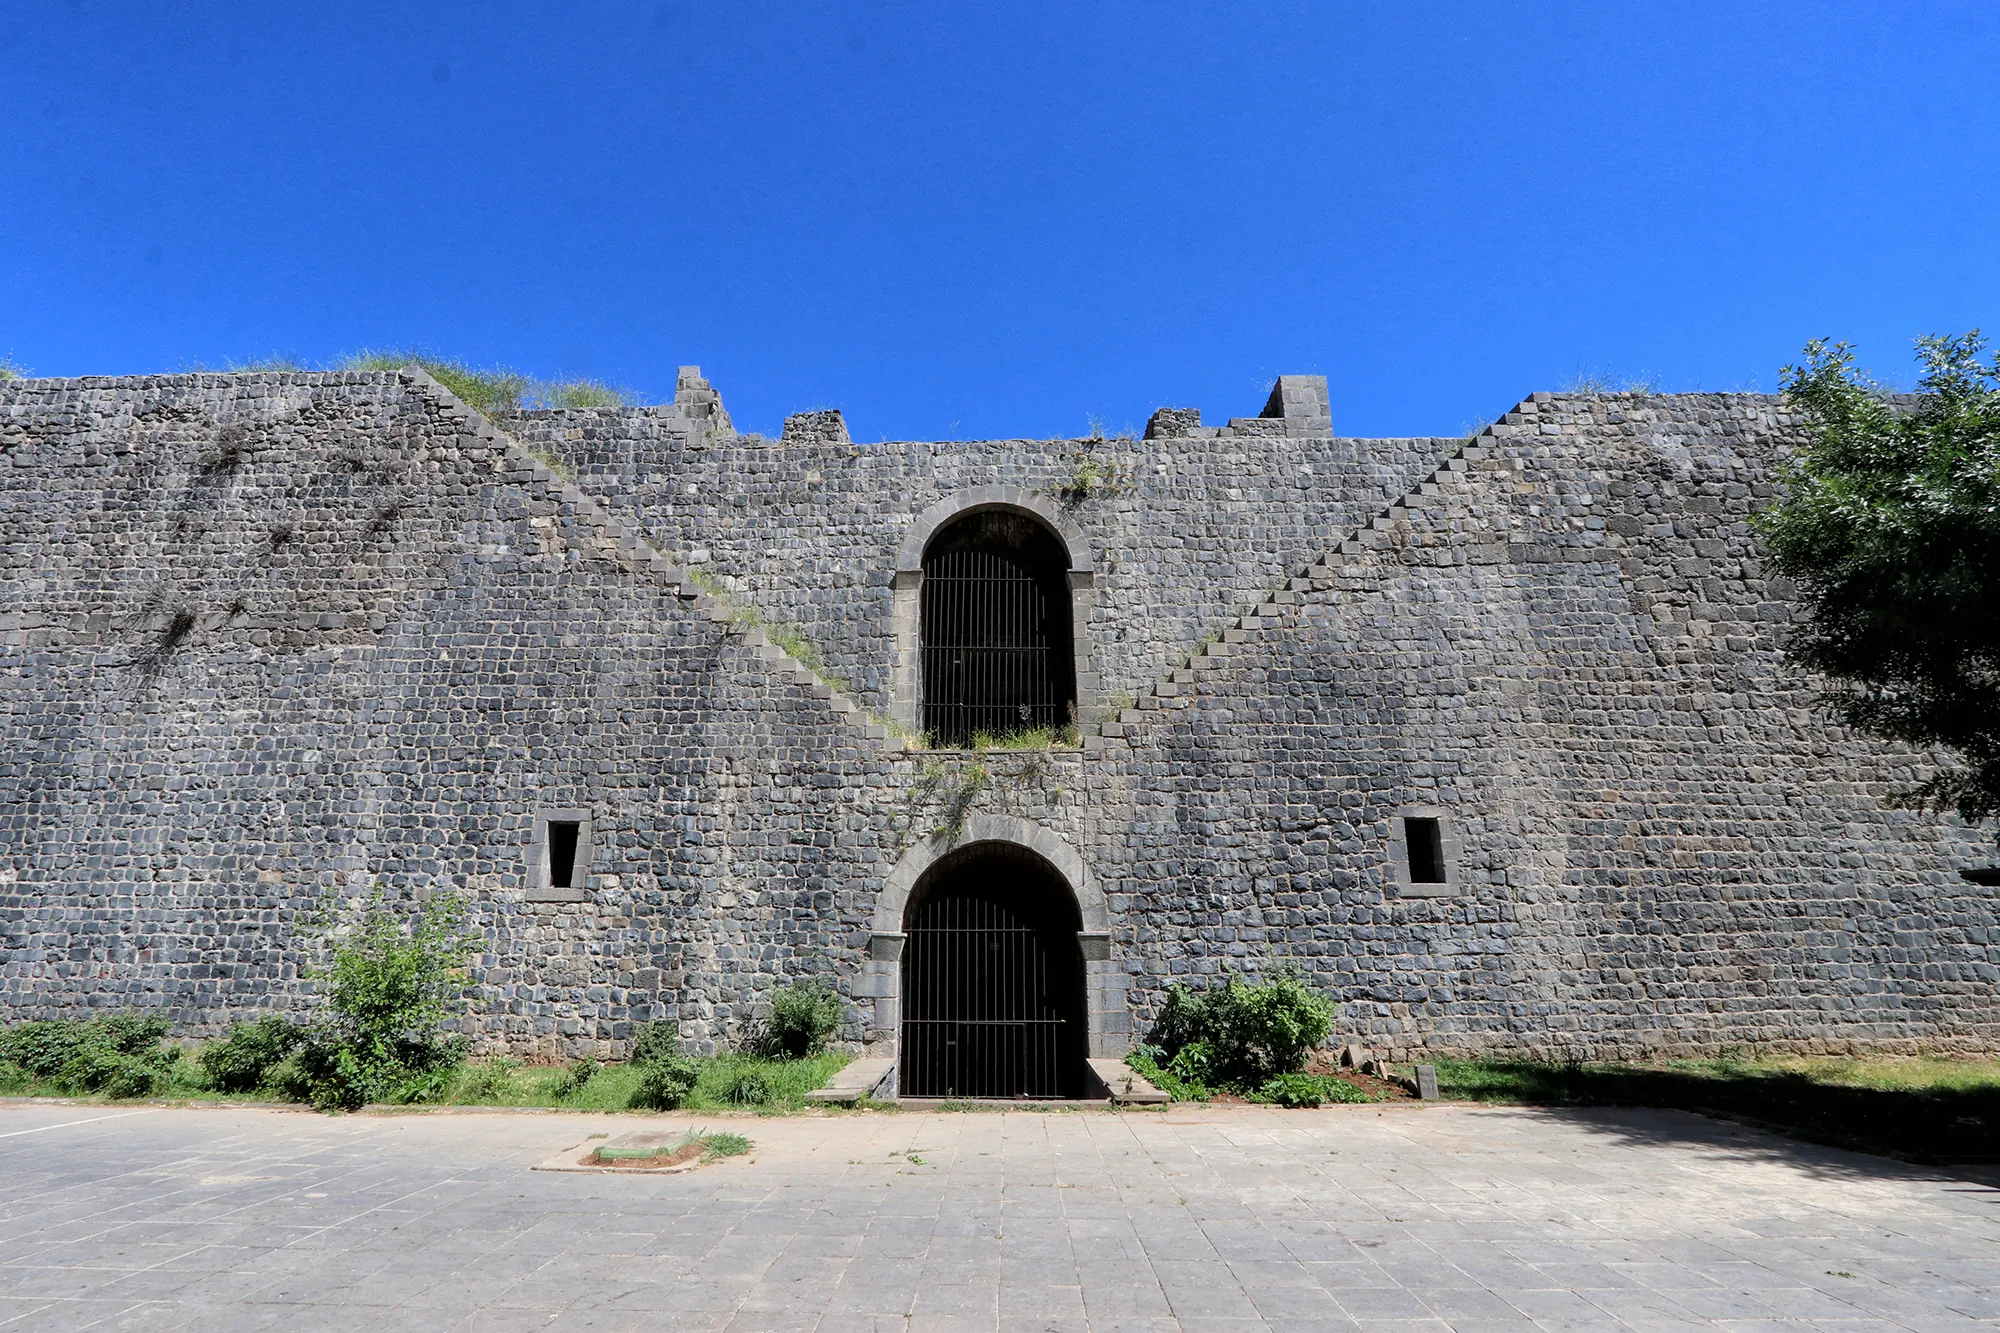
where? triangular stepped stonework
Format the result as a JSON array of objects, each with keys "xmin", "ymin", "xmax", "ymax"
[{"xmin": 1086, "ymin": 413, "xmax": 1521, "ymax": 752}]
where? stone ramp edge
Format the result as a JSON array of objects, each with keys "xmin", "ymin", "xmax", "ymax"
[
  {"xmin": 1086, "ymin": 1057, "xmax": 1170, "ymax": 1104},
  {"xmin": 1090, "ymin": 424, "xmax": 1510, "ymax": 752}
]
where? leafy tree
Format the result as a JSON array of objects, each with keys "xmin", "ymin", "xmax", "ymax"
[{"xmin": 1758, "ymin": 332, "xmax": 2000, "ymax": 834}]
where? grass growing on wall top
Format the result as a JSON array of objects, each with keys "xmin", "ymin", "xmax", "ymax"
[
  {"xmin": 961, "ymin": 725, "xmax": 1081, "ymax": 750},
  {"xmin": 338, "ymin": 349, "xmax": 641, "ymax": 413}
]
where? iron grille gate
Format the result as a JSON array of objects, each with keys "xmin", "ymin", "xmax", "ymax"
[
  {"xmin": 900, "ymin": 886, "xmax": 1072, "ymax": 1098},
  {"xmin": 921, "ymin": 547, "xmax": 1063, "ymax": 746}
]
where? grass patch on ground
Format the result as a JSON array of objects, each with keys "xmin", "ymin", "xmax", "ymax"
[
  {"xmin": 1, "ymin": 1050, "xmax": 851, "ymax": 1114},
  {"xmin": 413, "ymin": 1050, "xmax": 850, "ymax": 1113},
  {"xmin": 1434, "ymin": 1054, "xmax": 2000, "ymax": 1163}
]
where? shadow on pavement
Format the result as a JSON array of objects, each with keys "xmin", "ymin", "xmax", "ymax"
[{"xmin": 1438, "ymin": 1059, "xmax": 2000, "ymax": 1174}]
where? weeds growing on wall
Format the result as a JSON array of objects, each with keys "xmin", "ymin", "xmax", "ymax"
[
  {"xmin": 676, "ymin": 567, "xmax": 856, "ymax": 699},
  {"xmin": 192, "ymin": 355, "xmax": 308, "ymax": 373},
  {"xmin": 1560, "ymin": 367, "xmax": 1661, "ymax": 396},
  {"xmin": 536, "ymin": 380, "xmax": 635, "ymax": 410},
  {"xmin": 340, "ymin": 350, "xmax": 531, "ymax": 412},
  {"xmin": 964, "ymin": 725, "xmax": 1079, "ymax": 751},
  {"xmin": 763, "ymin": 622, "xmax": 845, "ymax": 692},
  {"xmin": 904, "ymin": 732, "xmax": 1076, "ymax": 845},
  {"xmin": 914, "ymin": 756, "xmax": 989, "ymax": 844},
  {"xmin": 1057, "ymin": 450, "xmax": 1129, "ymax": 502},
  {"xmin": 523, "ymin": 442, "xmax": 574, "ymax": 480}
]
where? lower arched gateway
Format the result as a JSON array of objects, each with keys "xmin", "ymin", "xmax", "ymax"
[{"xmin": 899, "ymin": 841, "xmax": 1088, "ymax": 1098}]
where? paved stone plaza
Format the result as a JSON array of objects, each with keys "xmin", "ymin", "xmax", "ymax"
[{"xmin": 1, "ymin": 1101, "xmax": 1995, "ymax": 1331}]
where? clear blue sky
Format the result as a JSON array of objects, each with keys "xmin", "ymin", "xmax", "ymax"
[{"xmin": 4, "ymin": 2, "xmax": 1994, "ymax": 440}]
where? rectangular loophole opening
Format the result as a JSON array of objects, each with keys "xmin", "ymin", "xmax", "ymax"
[
  {"xmin": 1405, "ymin": 817, "xmax": 1446, "ymax": 884},
  {"xmin": 547, "ymin": 821, "xmax": 581, "ymax": 889}
]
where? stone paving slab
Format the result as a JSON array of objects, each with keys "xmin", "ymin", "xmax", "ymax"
[{"xmin": 0, "ymin": 1100, "xmax": 1995, "ymax": 1331}]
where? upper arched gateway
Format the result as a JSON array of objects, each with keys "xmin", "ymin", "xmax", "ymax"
[
  {"xmin": 889, "ymin": 488, "xmax": 1097, "ymax": 741},
  {"xmin": 919, "ymin": 510, "xmax": 1074, "ymax": 745}
]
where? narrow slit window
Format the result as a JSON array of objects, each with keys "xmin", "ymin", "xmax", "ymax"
[
  {"xmin": 547, "ymin": 820, "xmax": 581, "ymax": 889},
  {"xmin": 1405, "ymin": 817, "xmax": 1446, "ymax": 884}
]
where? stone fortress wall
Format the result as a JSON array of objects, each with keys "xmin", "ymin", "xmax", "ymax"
[
  {"xmin": 495, "ymin": 370, "xmax": 1454, "ymax": 722},
  {"xmin": 2, "ymin": 366, "xmax": 1995, "ymax": 1061}
]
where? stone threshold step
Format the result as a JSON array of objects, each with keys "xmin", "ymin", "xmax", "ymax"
[{"xmin": 804, "ymin": 1057, "xmax": 896, "ymax": 1104}]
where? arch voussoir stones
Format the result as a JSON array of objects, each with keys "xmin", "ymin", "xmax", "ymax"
[{"xmin": 861, "ymin": 816, "xmax": 1124, "ymax": 1068}]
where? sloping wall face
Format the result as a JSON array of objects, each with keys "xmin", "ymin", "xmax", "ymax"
[
  {"xmin": 2, "ymin": 374, "xmax": 1995, "ymax": 1060},
  {"xmin": 0, "ymin": 372, "xmax": 928, "ymax": 1055},
  {"xmin": 1095, "ymin": 392, "xmax": 1999, "ymax": 1057}
]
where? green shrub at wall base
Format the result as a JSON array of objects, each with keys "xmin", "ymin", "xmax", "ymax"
[
  {"xmin": 1127, "ymin": 1046, "xmax": 1213, "ymax": 1102},
  {"xmin": 630, "ymin": 1054, "xmax": 701, "ymax": 1110},
  {"xmin": 282, "ymin": 887, "xmax": 475, "ymax": 1111},
  {"xmin": 1168, "ymin": 1042, "xmax": 1215, "ymax": 1086},
  {"xmin": 266, "ymin": 1026, "xmax": 468, "ymax": 1112},
  {"xmin": 630, "ymin": 1021, "xmax": 682, "ymax": 1067},
  {"xmin": 1144, "ymin": 970, "xmax": 1334, "ymax": 1090},
  {"xmin": 388, "ymin": 1062, "xmax": 460, "ymax": 1105},
  {"xmin": 0, "ymin": 1014, "xmax": 183, "ymax": 1099},
  {"xmin": 1257, "ymin": 1073, "xmax": 1372, "ymax": 1107},
  {"xmin": 725, "ymin": 1070, "xmax": 772, "ymax": 1105},
  {"xmin": 754, "ymin": 983, "xmax": 845, "ymax": 1059},
  {"xmin": 199, "ymin": 1016, "xmax": 305, "ymax": 1093},
  {"xmin": 554, "ymin": 1057, "xmax": 600, "ymax": 1099},
  {"xmin": 0, "ymin": 1020, "xmax": 93, "ymax": 1079},
  {"xmin": 1148, "ymin": 988, "xmax": 1209, "ymax": 1061}
]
